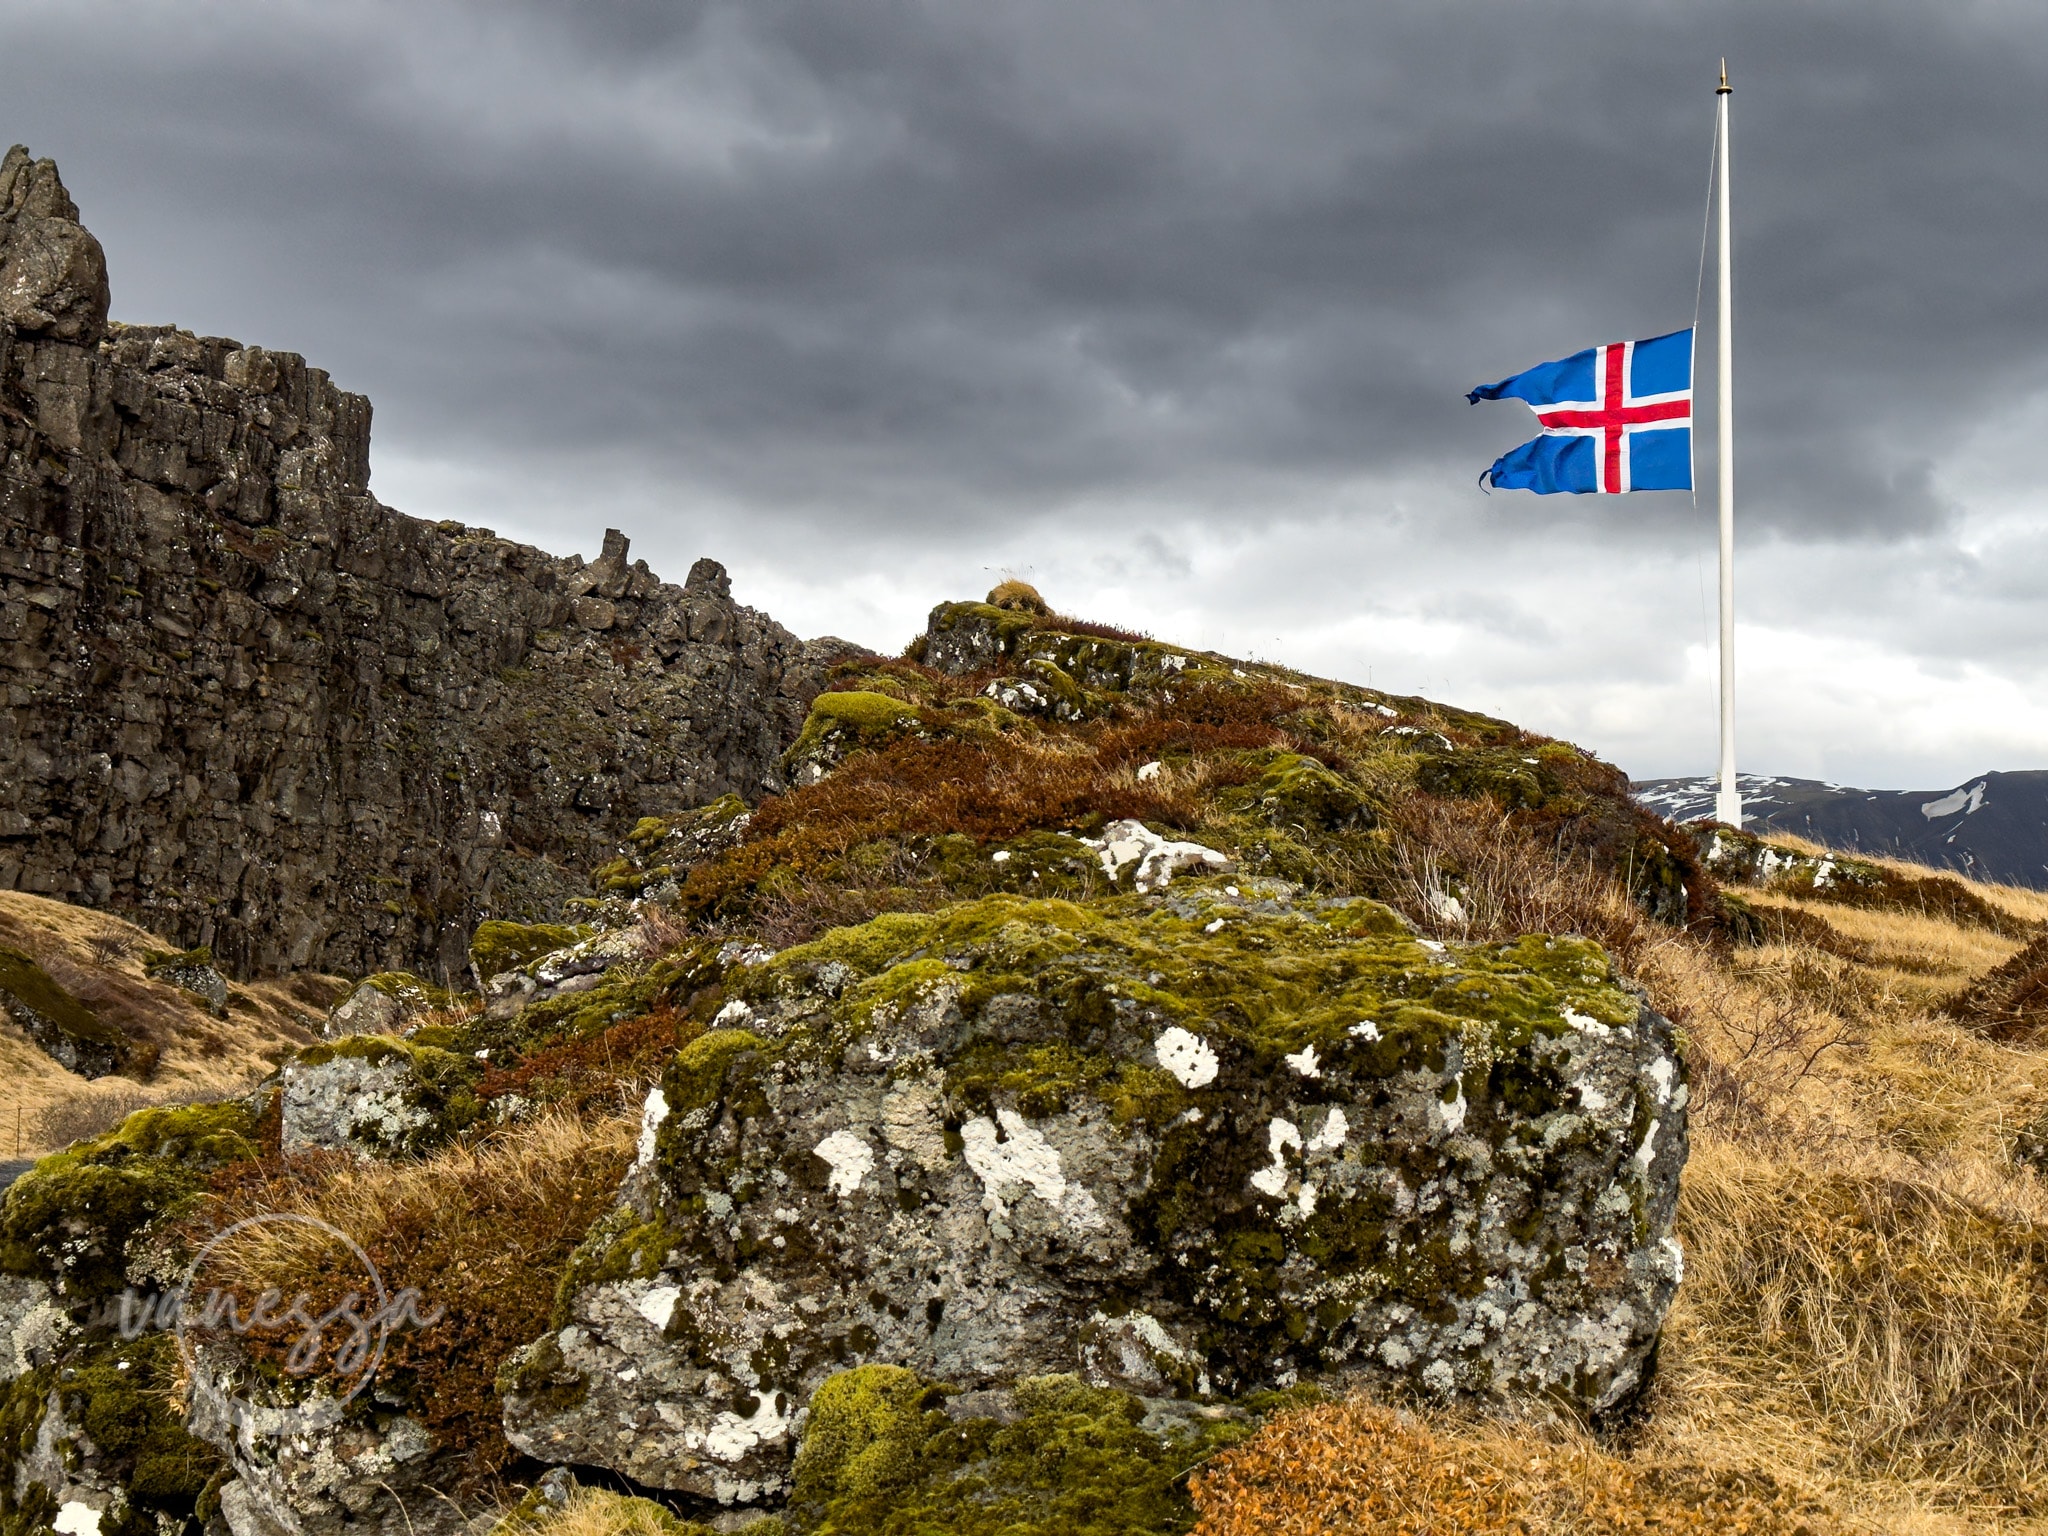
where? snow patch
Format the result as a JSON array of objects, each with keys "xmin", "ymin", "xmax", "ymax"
[
  {"xmin": 55, "ymin": 1505, "xmax": 101, "ymax": 1536},
  {"xmin": 1348, "ymin": 1020, "xmax": 1381, "ymax": 1041},
  {"xmin": 1079, "ymin": 818, "xmax": 1228, "ymax": 889},
  {"xmin": 1921, "ymin": 781, "xmax": 1987, "ymax": 819}
]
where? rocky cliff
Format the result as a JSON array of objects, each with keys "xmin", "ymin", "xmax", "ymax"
[{"xmin": 0, "ymin": 146, "xmax": 838, "ymax": 980}]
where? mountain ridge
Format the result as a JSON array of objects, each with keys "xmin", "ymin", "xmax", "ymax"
[{"xmin": 1633, "ymin": 768, "xmax": 2048, "ymax": 888}]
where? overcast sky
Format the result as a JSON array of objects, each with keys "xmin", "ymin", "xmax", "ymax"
[{"xmin": 6, "ymin": 0, "xmax": 2047, "ymax": 788}]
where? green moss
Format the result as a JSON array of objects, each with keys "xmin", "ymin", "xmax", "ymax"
[
  {"xmin": 791, "ymin": 1364, "xmax": 942, "ymax": 1508},
  {"xmin": 549, "ymin": 1206, "xmax": 683, "ymax": 1328},
  {"xmin": 784, "ymin": 691, "xmax": 925, "ymax": 777},
  {"xmin": 139, "ymin": 945, "xmax": 214, "ymax": 974},
  {"xmin": 1225, "ymin": 751, "xmax": 1376, "ymax": 833},
  {"xmin": 664, "ymin": 1029, "xmax": 772, "ymax": 1116},
  {"xmin": 358, "ymin": 971, "xmax": 459, "ymax": 1012},
  {"xmin": 470, "ymin": 920, "xmax": 587, "ymax": 980},
  {"xmin": 0, "ymin": 1101, "xmax": 258, "ymax": 1299},
  {"xmin": 58, "ymin": 1332, "xmax": 225, "ymax": 1536},
  {"xmin": 787, "ymin": 1370, "xmax": 1239, "ymax": 1536}
]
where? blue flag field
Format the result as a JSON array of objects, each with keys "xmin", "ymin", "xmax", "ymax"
[{"xmin": 1469, "ymin": 328, "xmax": 1693, "ymax": 494}]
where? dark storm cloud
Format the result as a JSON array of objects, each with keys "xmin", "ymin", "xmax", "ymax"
[{"xmin": 1, "ymin": 0, "xmax": 2044, "ymax": 547}]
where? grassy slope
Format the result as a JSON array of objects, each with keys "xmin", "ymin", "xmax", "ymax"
[{"xmin": 0, "ymin": 891, "xmax": 333, "ymax": 1152}]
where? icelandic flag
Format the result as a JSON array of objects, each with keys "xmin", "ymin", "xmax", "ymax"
[{"xmin": 1468, "ymin": 328, "xmax": 1692, "ymax": 493}]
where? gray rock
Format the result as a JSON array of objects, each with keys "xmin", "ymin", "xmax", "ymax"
[
  {"xmin": 279, "ymin": 1041, "xmax": 474, "ymax": 1158},
  {"xmin": 502, "ymin": 893, "xmax": 1687, "ymax": 1504},
  {"xmin": 323, "ymin": 980, "xmax": 404, "ymax": 1039},
  {"xmin": 0, "ymin": 153, "xmax": 855, "ymax": 981},
  {"xmin": 0, "ymin": 146, "xmax": 109, "ymax": 344},
  {"xmin": 187, "ymin": 1340, "xmax": 467, "ymax": 1536}
]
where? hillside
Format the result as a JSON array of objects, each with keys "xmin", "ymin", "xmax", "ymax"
[
  {"xmin": 1637, "ymin": 770, "xmax": 2048, "ymax": 888},
  {"xmin": 3, "ymin": 582, "xmax": 2048, "ymax": 1534}
]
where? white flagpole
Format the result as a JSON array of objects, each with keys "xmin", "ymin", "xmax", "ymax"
[{"xmin": 1713, "ymin": 61, "xmax": 1741, "ymax": 828}]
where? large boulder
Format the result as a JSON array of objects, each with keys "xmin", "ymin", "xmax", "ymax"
[{"xmin": 502, "ymin": 885, "xmax": 1687, "ymax": 1505}]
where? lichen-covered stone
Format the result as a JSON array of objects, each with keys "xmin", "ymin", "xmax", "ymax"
[
  {"xmin": 184, "ymin": 1339, "xmax": 462, "ymax": 1536},
  {"xmin": 5, "ymin": 1331, "xmax": 224, "ymax": 1536},
  {"xmin": 504, "ymin": 889, "xmax": 1686, "ymax": 1503},
  {"xmin": 142, "ymin": 946, "xmax": 230, "ymax": 1016},
  {"xmin": 279, "ymin": 1036, "xmax": 480, "ymax": 1157},
  {"xmin": 783, "ymin": 691, "xmax": 922, "ymax": 784}
]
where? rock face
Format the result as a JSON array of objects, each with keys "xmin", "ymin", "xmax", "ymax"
[
  {"xmin": 503, "ymin": 886, "xmax": 1687, "ymax": 1503},
  {"xmin": 0, "ymin": 148, "xmax": 839, "ymax": 979}
]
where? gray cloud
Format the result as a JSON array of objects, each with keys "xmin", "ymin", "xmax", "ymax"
[{"xmin": 4, "ymin": 0, "xmax": 2048, "ymax": 783}]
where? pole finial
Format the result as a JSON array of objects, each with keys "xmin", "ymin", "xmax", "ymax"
[{"xmin": 1717, "ymin": 58, "xmax": 1731, "ymax": 94}]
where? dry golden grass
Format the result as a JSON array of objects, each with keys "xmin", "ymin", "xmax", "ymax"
[
  {"xmin": 1194, "ymin": 840, "xmax": 2048, "ymax": 1534},
  {"xmin": 509, "ymin": 1487, "xmax": 699, "ymax": 1536},
  {"xmin": 1190, "ymin": 1398, "xmax": 1833, "ymax": 1535},
  {"xmin": 0, "ymin": 890, "xmax": 333, "ymax": 1152},
  {"xmin": 193, "ymin": 1110, "xmax": 637, "ymax": 1481}
]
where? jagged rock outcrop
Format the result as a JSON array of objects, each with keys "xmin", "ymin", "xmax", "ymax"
[
  {"xmin": 502, "ymin": 887, "xmax": 1688, "ymax": 1504},
  {"xmin": 0, "ymin": 147, "xmax": 841, "ymax": 979}
]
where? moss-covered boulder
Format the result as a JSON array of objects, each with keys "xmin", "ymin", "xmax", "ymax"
[
  {"xmin": 502, "ymin": 889, "xmax": 1686, "ymax": 1505},
  {"xmin": 2, "ymin": 1331, "xmax": 226, "ymax": 1536},
  {"xmin": 0, "ymin": 1101, "xmax": 259, "ymax": 1302},
  {"xmin": 590, "ymin": 797, "xmax": 753, "ymax": 901},
  {"xmin": 279, "ymin": 1036, "xmax": 481, "ymax": 1157},
  {"xmin": 0, "ymin": 946, "xmax": 137, "ymax": 1079},
  {"xmin": 140, "ymin": 946, "xmax": 230, "ymax": 1017},
  {"xmin": 470, "ymin": 920, "xmax": 590, "ymax": 984},
  {"xmin": 323, "ymin": 970, "xmax": 459, "ymax": 1039},
  {"xmin": 784, "ymin": 1366, "xmax": 1238, "ymax": 1535},
  {"xmin": 783, "ymin": 690, "xmax": 924, "ymax": 785}
]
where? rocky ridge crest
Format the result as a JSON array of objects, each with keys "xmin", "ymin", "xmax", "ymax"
[{"xmin": 0, "ymin": 147, "xmax": 840, "ymax": 980}]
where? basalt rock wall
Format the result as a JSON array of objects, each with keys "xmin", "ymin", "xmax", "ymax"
[{"xmin": 0, "ymin": 147, "xmax": 835, "ymax": 980}]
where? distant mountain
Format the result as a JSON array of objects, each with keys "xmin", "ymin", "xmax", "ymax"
[{"xmin": 1632, "ymin": 770, "xmax": 2048, "ymax": 889}]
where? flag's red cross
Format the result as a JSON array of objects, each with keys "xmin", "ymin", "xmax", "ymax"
[{"xmin": 1534, "ymin": 343, "xmax": 1691, "ymax": 494}]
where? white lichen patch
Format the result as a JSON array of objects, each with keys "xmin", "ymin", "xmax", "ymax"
[
  {"xmin": 812, "ymin": 1130, "xmax": 875, "ymax": 1198},
  {"xmin": 1283, "ymin": 1043, "xmax": 1321, "ymax": 1079},
  {"xmin": 697, "ymin": 1394, "xmax": 792, "ymax": 1465},
  {"xmin": 1439, "ymin": 1090, "xmax": 1468, "ymax": 1135},
  {"xmin": 1080, "ymin": 818, "xmax": 1228, "ymax": 888},
  {"xmin": 961, "ymin": 1110, "xmax": 1099, "ymax": 1227},
  {"xmin": 1647, "ymin": 1055, "xmax": 1675, "ymax": 1104},
  {"xmin": 1249, "ymin": 1117, "xmax": 1303, "ymax": 1198},
  {"xmin": 634, "ymin": 1086, "xmax": 670, "ymax": 1170},
  {"xmin": 636, "ymin": 1285, "xmax": 681, "ymax": 1331},
  {"xmin": 712, "ymin": 997, "xmax": 755, "ymax": 1027},
  {"xmin": 1154, "ymin": 1026, "xmax": 1219, "ymax": 1088}
]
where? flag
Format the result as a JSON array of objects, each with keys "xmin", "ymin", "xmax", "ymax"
[{"xmin": 1469, "ymin": 328, "xmax": 1693, "ymax": 493}]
